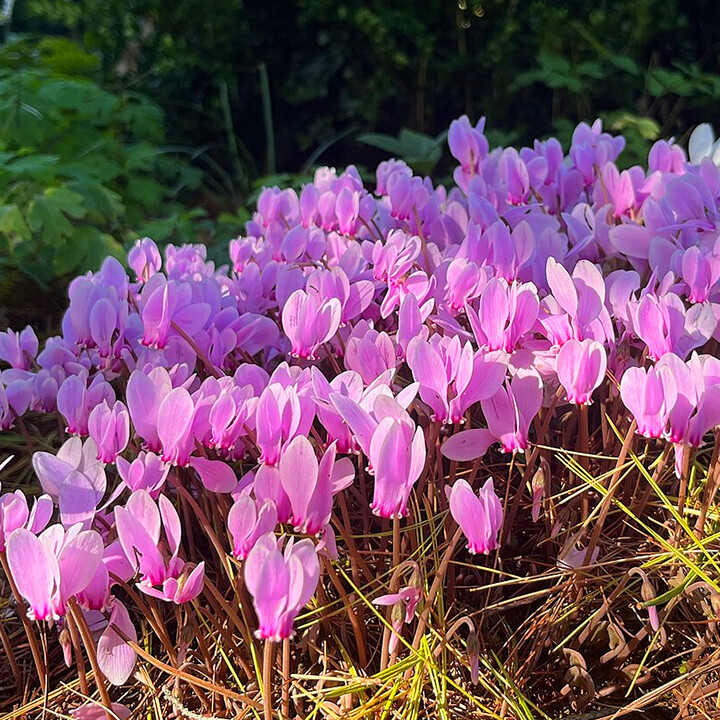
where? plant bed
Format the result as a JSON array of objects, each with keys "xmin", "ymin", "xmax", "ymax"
[{"xmin": 1, "ymin": 117, "xmax": 720, "ymax": 719}]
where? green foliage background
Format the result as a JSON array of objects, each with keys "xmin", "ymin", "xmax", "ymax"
[{"xmin": 2, "ymin": 0, "xmax": 720, "ymax": 324}]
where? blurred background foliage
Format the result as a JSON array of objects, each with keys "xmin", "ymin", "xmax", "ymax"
[{"xmin": 1, "ymin": 0, "xmax": 720, "ymax": 324}]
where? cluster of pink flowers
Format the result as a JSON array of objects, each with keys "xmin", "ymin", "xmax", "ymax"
[{"xmin": 2, "ymin": 115, "xmax": 720, "ymax": 694}]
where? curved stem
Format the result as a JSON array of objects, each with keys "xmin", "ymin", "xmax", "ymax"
[
  {"xmin": 65, "ymin": 611, "xmax": 89, "ymax": 697},
  {"xmin": 67, "ymin": 597, "xmax": 114, "ymax": 720}
]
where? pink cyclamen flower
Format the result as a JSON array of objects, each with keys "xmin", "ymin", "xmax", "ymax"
[
  {"xmin": 281, "ymin": 289, "xmax": 341, "ymax": 359},
  {"xmin": 72, "ymin": 703, "xmax": 131, "ymax": 720},
  {"xmin": 680, "ymin": 246, "xmax": 720, "ymax": 303},
  {"xmin": 373, "ymin": 586, "xmax": 421, "ymax": 624},
  {"xmin": 467, "ymin": 278, "xmax": 539, "ymax": 352},
  {"xmin": 0, "ymin": 485, "xmax": 53, "ymax": 552},
  {"xmin": 441, "ymin": 257, "xmax": 487, "ymax": 312},
  {"xmin": 255, "ymin": 383, "xmax": 315, "ymax": 466},
  {"xmin": 126, "ymin": 367, "xmax": 173, "ymax": 453},
  {"xmin": 116, "ymin": 452, "xmax": 169, "ymax": 495},
  {"xmin": 373, "ymin": 586, "xmax": 421, "ymax": 654},
  {"xmin": 0, "ymin": 325, "xmax": 38, "ymax": 370},
  {"xmin": 0, "ymin": 377, "xmax": 31, "ymax": 430},
  {"xmin": 128, "ymin": 237, "xmax": 162, "ymax": 282},
  {"xmin": 245, "ymin": 533, "xmax": 320, "ymax": 641},
  {"xmin": 343, "ymin": 324, "xmax": 398, "ymax": 386},
  {"xmin": 157, "ymin": 387, "xmax": 197, "ymax": 467},
  {"xmin": 369, "ymin": 416, "xmax": 426, "ymax": 518},
  {"xmin": 32, "ymin": 437, "xmax": 106, "ymax": 529},
  {"xmin": 556, "ymin": 338, "xmax": 607, "ymax": 404},
  {"xmin": 407, "ymin": 335, "xmax": 506, "ymax": 424},
  {"xmin": 620, "ymin": 364, "xmax": 676, "ymax": 438},
  {"xmin": 6, "ymin": 523, "xmax": 104, "ymax": 620},
  {"xmin": 545, "ymin": 257, "xmax": 607, "ymax": 340},
  {"xmin": 631, "ymin": 292, "xmax": 714, "ymax": 361},
  {"xmin": 481, "ymin": 370, "xmax": 543, "ymax": 453},
  {"xmin": 446, "ymin": 478, "xmax": 503, "ymax": 555},
  {"xmin": 88, "ymin": 400, "xmax": 130, "ymax": 463},
  {"xmin": 57, "ymin": 373, "xmax": 115, "ymax": 436},
  {"xmin": 115, "ymin": 491, "xmax": 205, "ymax": 604},
  {"xmin": 278, "ymin": 436, "xmax": 354, "ymax": 535},
  {"xmin": 140, "ymin": 277, "xmax": 211, "ymax": 349},
  {"xmin": 227, "ymin": 495, "xmax": 278, "ymax": 559}
]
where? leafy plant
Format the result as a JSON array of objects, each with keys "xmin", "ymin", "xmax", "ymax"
[
  {"xmin": 358, "ymin": 127, "xmax": 447, "ymax": 175},
  {"xmin": 0, "ymin": 39, "xmax": 211, "ymax": 316}
]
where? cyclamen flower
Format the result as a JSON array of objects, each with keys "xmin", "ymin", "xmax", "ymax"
[
  {"xmin": 115, "ymin": 491, "xmax": 205, "ymax": 604},
  {"xmin": 57, "ymin": 373, "xmax": 115, "ymax": 436},
  {"xmin": 446, "ymin": 478, "xmax": 503, "ymax": 555},
  {"xmin": 96, "ymin": 598, "xmax": 138, "ymax": 685},
  {"xmin": 281, "ymin": 289, "xmax": 341, "ymax": 359},
  {"xmin": 467, "ymin": 277, "xmax": 539, "ymax": 352},
  {"xmin": 126, "ymin": 367, "xmax": 172, "ymax": 453},
  {"xmin": 128, "ymin": 237, "xmax": 162, "ymax": 282},
  {"xmin": 278, "ymin": 436, "xmax": 354, "ymax": 535},
  {"xmin": 0, "ymin": 378, "xmax": 31, "ymax": 431},
  {"xmin": 688, "ymin": 123, "xmax": 720, "ymax": 167},
  {"xmin": 6, "ymin": 523, "xmax": 104, "ymax": 620},
  {"xmin": 33, "ymin": 437, "xmax": 106, "ymax": 529},
  {"xmin": 228, "ymin": 495, "xmax": 278, "ymax": 559},
  {"xmin": 245, "ymin": 533, "xmax": 320, "ymax": 641},
  {"xmin": 620, "ymin": 364, "xmax": 675, "ymax": 438},
  {"xmin": 344, "ymin": 323, "xmax": 398, "ymax": 385},
  {"xmin": 657, "ymin": 353, "xmax": 720, "ymax": 449},
  {"xmin": 0, "ymin": 326, "xmax": 38, "ymax": 370},
  {"xmin": 373, "ymin": 586, "xmax": 421, "ymax": 654},
  {"xmin": 406, "ymin": 335, "xmax": 506, "ymax": 423},
  {"xmin": 368, "ymin": 416, "xmax": 426, "ymax": 518},
  {"xmin": 255, "ymin": 383, "xmax": 315, "ymax": 466},
  {"xmin": 157, "ymin": 388, "xmax": 197, "ymax": 467},
  {"xmin": 556, "ymin": 338, "xmax": 607, "ymax": 405},
  {"xmin": 679, "ymin": 246, "xmax": 720, "ymax": 303},
  {"xmin": 631, "ymin": 293, "xmax": 714, "ymax": 361},
  {"xmin": 72, "ymin": 703, "xmax": 131, "ymax": 720},
  {"xmin": 88, "ymin": 400, "xmax": 130, "ymax": 462},
  {"xmin": 545, "ymin": 258, "xmax": 608, "ymax": 342},
  {"xmin": 0, "ymin": 485, "xmax": 53, "ymax": 552},
  {"xmin": 116, "ymin": 452, "xmax": 169, "ymax": 495},
  {"xmin": 140, "ymin": 277, "xmax": 211, "ymax": 349},
  {"xmin": 305, "ymin": 266, "xmax": 375, "ymax": 326},
  {"xmin": 440, "ymin": 257, "xmax": 487, "ymax": 312},
  {"xmin": 205, "ymin": 384, "xmax": 258, "ymax": 456},
  {"xmin": 481, "ymin": 370, "xmax": 543, "ymax": 453}
]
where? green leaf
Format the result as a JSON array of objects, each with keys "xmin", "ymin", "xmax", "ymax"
[
  {"xmin": 0, "ymin": 204, "xmax": 30, "ymax": 246},
  {"xmin": 125, "ymin": 142, "xmax": 162, "ymax": 172},
  {"xmin": 608, "ymin": 55, "xmax": 641, "ymax": 76},
  {"xmin": 125, "ymin": 176, "xmax": 167, "ymax": 210},
  {"xmin": 45, "ymin": 186, "xmax": 86, "ymax": 219},
  {"xmin": 646, "ymin": 68, "xmax": 695, "ymax": 97},
  {"xmin": 356, "ymin": 132, "xmax": 405, "ymax": 156},
  {"xmin": 575, "ymin": 61, "xmax": 604, "ymax": 79},
  {"xmin": 358, "ymin": 128, "xmax": 445, "ymax": 174},
  {"xmin": 5, "ymin": 154, "xmax": 60, "ymax": 181},
  {"xmin": 37, "ymin": 37, "xmax": 101, "ymax": 77},
  {"xmin": 27, "ymin": 186, "xmax": 86, "ymax": 242},
  {"xmin": 27, "ymin": 196, "xmax": 71, "ymax": 242},
  {"xmin": 67, "ymin": 180, "xmax": 124, "ymax": 221}
]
